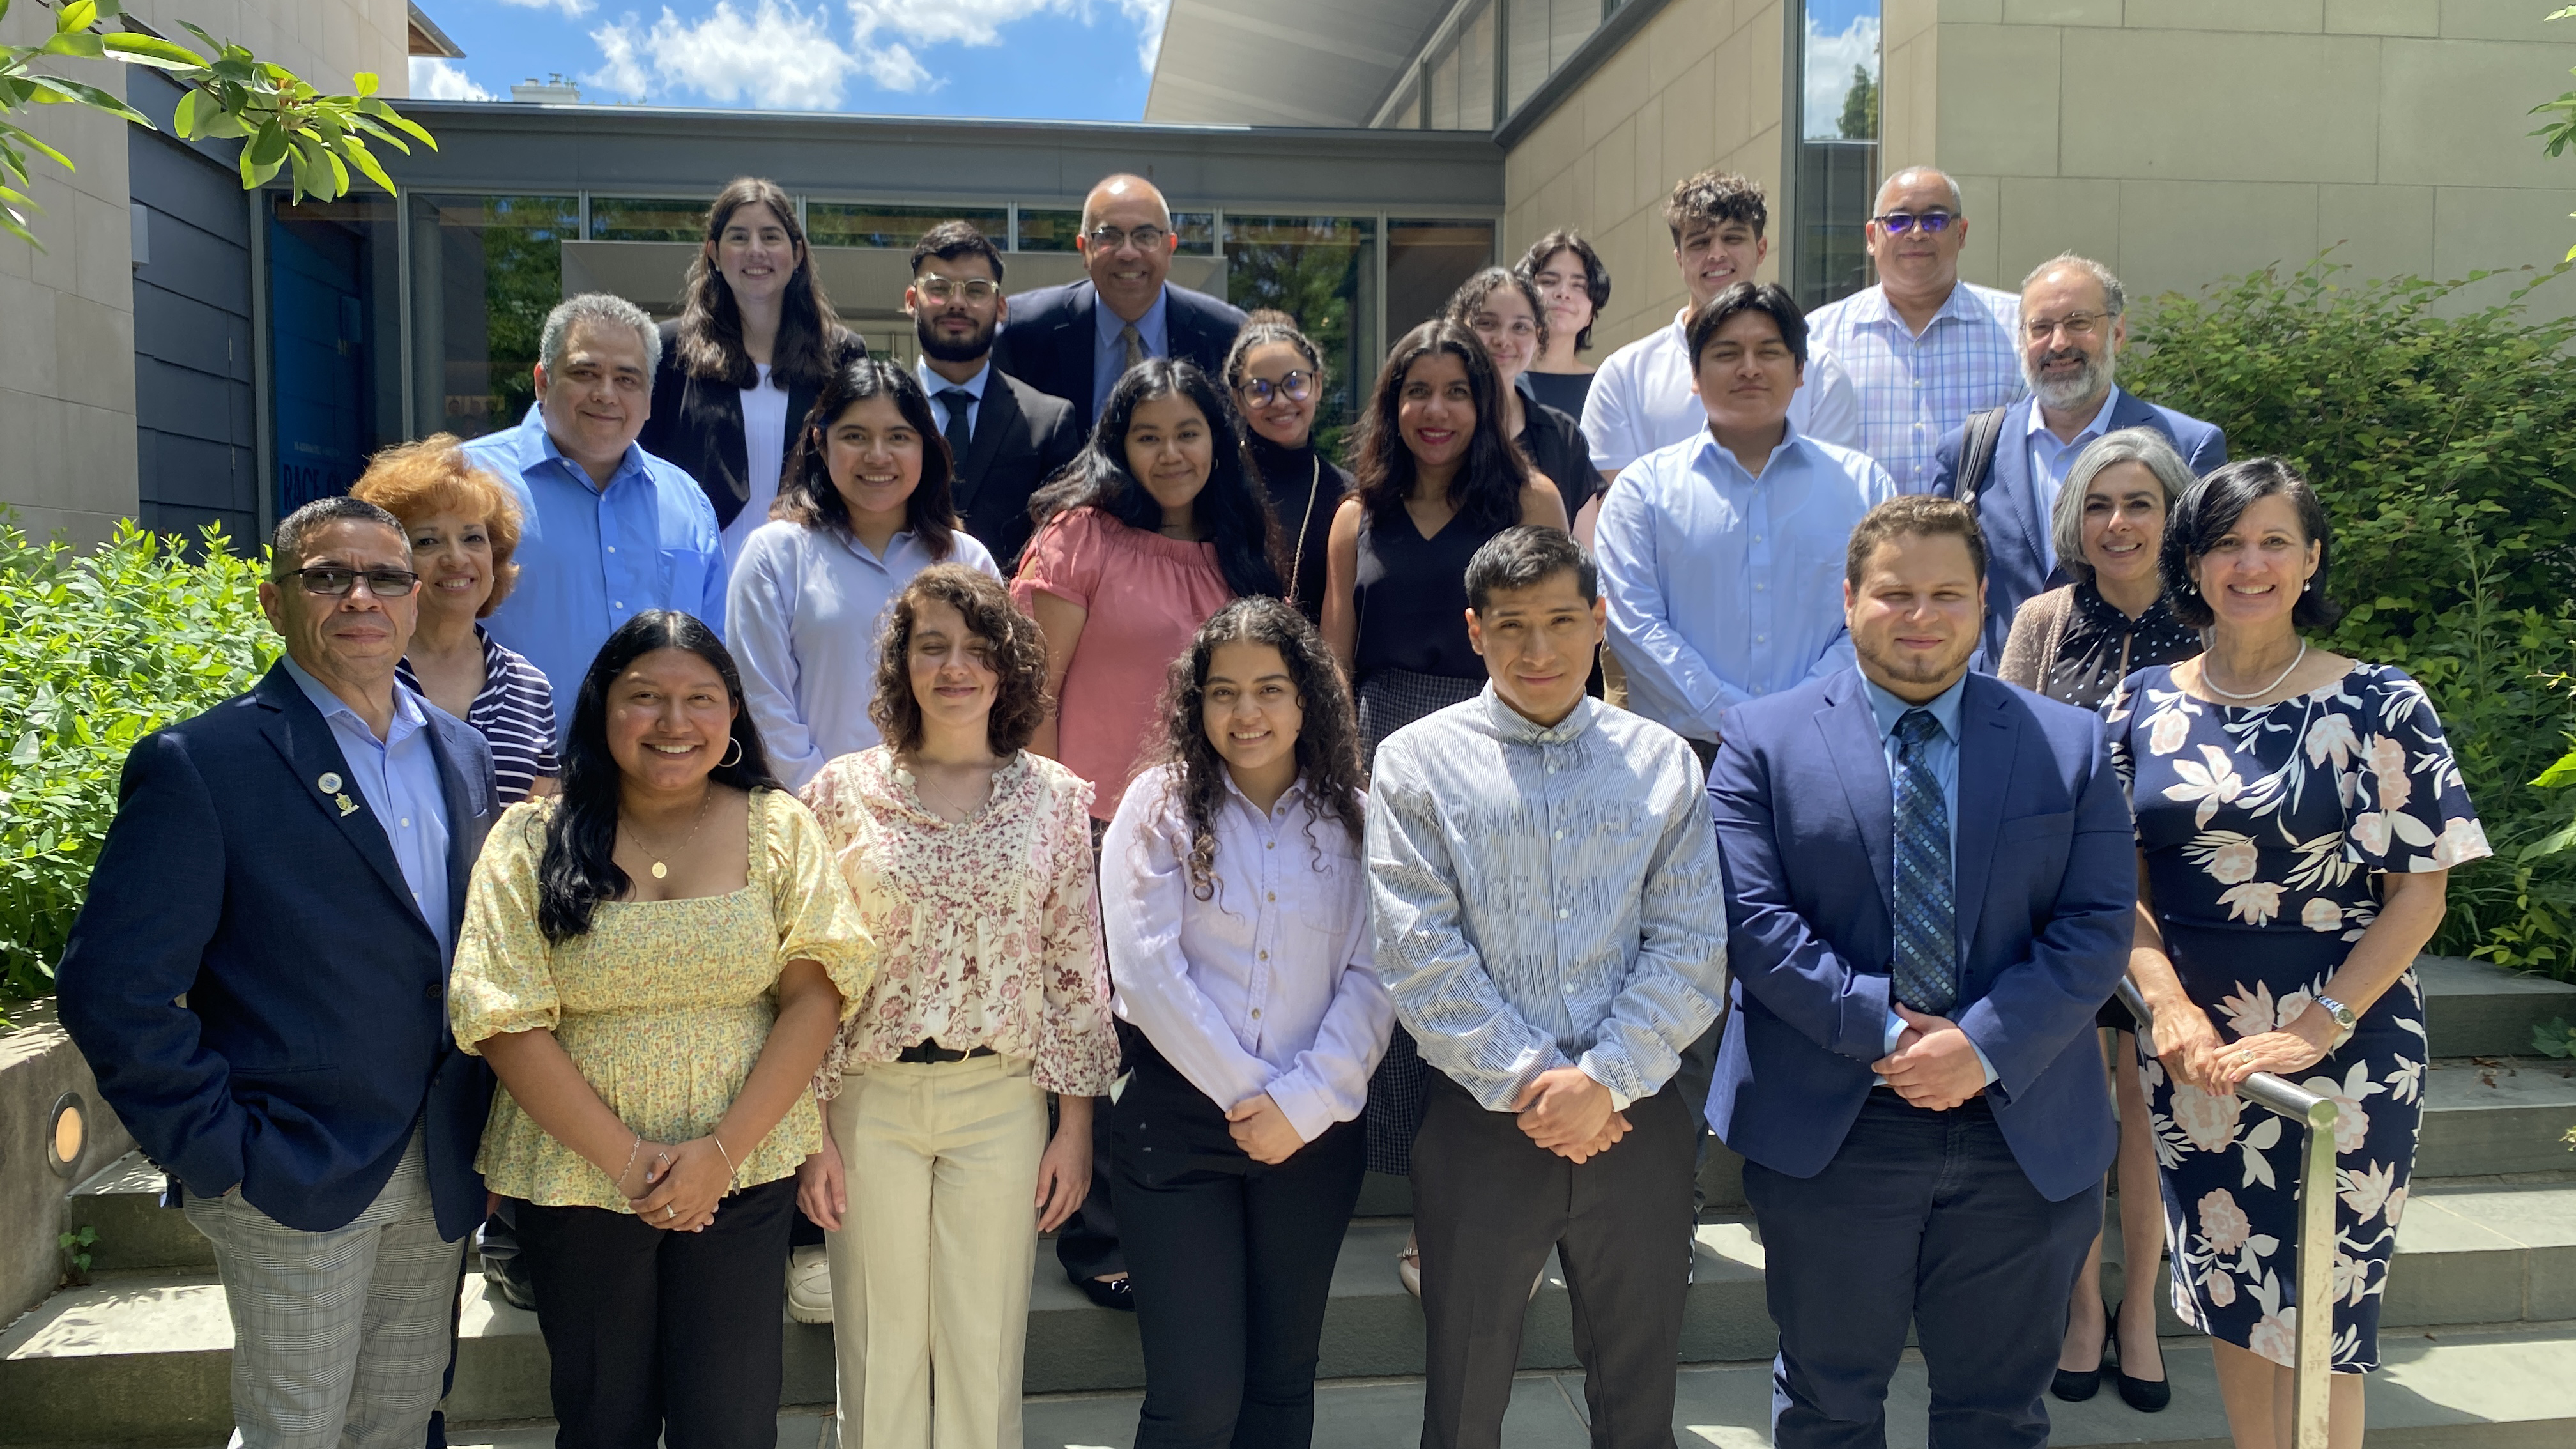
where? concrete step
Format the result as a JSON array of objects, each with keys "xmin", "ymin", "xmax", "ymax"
[
  {"xmin": 2418, "ymin": 1057, "xmax": 2576, "ymax": 1179},
  {"xmin": 2418, "ymin": 954, "xmax": 2576, "ymax": 1060},
  {"xmin": 1022, "ymin": 1323, "xmax": 2576, "ymax": 1449},
  {"xmin": 10, "ymin": 1181, "xmax": 2568, "ymax": 1444}
]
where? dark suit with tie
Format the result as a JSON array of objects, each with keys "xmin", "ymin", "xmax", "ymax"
[
  {"xmin": 58, "ymin": 663, "xmax": 498, "ymax": 1447},
  {"xmin": 990, "ymin": 279, "xmax": 1248, "ymax": 431},
  {"xmin": 642, "ymin": 321, "xmax": 870, "ymax": 533},
  {"xmin": 1706, "ymin": 668, "xmax": 2133, "ymax": 1448},
  {"xmin": 1932, "ymin": 391, "xmax": 2226, "ymax": 664},
  {"xmin": 939, "ymin": 365, "xmax": 1082, "ymax": 569}
]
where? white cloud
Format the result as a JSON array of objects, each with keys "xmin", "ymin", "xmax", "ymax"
[
  {"xmin": 1803, "ymin": 15, "xmax": 1880, "ymax": 141},
  {"xmin": 408, "ymin": 56, "xmax": 497, "ymax": 102},
  {"xmin": 847, "ymin": 0, "xmax": 1169, "ymax": 75},
  {"xmin": 496, "ymin": 0, "xmax": 598, "ymax": 17},
  {"xmin": 587, "ymin": 0, "xmax": 871, "ymax": 109}
]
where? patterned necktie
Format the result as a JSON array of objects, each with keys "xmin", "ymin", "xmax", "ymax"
[
  {"xmin": 1892, "ymin": 709, "xmax": 1957, "ymax": 1015},
  {"xmin": 1119, "ymin": 322, "xmax": 1146, "ymax": 373},
  {"xmin": 936, "ymin": 388, "xmax": 974, "ymax": 468}
]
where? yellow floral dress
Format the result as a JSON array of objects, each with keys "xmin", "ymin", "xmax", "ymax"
[{"xmin": 450, "ymin": 787, "xmax": 874, "ymax": 1211}]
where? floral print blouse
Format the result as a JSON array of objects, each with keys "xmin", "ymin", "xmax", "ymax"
[
  {"xmin": 450, "ymin": 788, "xmax": 875, "ymax": 1211},
  {"xmin": 801, "ymin": 746, "xmax": 1120, "ymax": 1099}
]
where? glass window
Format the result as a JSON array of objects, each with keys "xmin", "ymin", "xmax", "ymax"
[
  {"xmin": 1172, "ymin": 211, "xmax": 1217, "ymax": 257},
  {"xmin": 587, "ymin": 195, "xmax": 708, "ymax": 243},
  {"xmin": 1222, "ymin": 214, "xmax": 1379, "ymax": 452},
  {"xmin": 410, "ymin": 194, "xmax": 581, "ymax": 440},
  {"xmin": 1016, "ymin": 207, "xmax": 1083, "ymax": 252},
  {"xmin": 1427, "ymin": 47, "xmax": 1459, "ymax": 130},
  {"xmin": 1457, "ymin": 2, "xmax": 1496, "ymax": 134},
  {"xmin": 808, "ymin": 201, "xmax": 1008, "ymax": 250},
  {"xmin": 1794, "ymin": 1, "xmax": 1882, "ymax": 309},
  {"xmin": 1386, "ymin": 218, "xmax": 1496, "ymax": 340},
  {"xmin": 1554, "ymin": 0, "xmax": 1602, "ymax": 69},
  {"xmin": 1506, "ymin": 0, "xmax": 1550, "ymax": 112},
  {"xmin": 1388, "ymin": 72, "xmax": 1421, "ymax": 128},
  {"xmin": 269, "ymin": 196, "xmax": 402, "ymax": 517}
]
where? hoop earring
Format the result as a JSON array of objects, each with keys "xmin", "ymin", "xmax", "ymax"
[{"xmin": 719, "ymin": 737, "xmax": 745, "ymax": 769}]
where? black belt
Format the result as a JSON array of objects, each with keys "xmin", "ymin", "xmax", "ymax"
[{"xmin": 896, "ymin": 1041, "xmax": 996, "ymax": 1064}]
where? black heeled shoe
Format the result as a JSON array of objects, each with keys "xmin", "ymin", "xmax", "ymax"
[
  {"xmin": 2112, "ymin": 1300, "xmax": 2170, "ymax": 1412},
  {"xmin": 1073, "ymin": 1273, "xmax": 1135, "ymax": 1312},
  {"xmin": 2050, "ymin": 1345, "xmax": 2110, "ymax": 1403}
]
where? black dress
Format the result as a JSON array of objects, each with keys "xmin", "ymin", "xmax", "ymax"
[
  {"xmin": 1521, "ymin": 369, "xmax": 1595, "ymax": 424},
  {"xmin": 2046, "ymin": 583, "xmax": 2204, "ymax": 711},
  {"xmin": 1246, "ymin": 434, "xmax": 1349, "ymax": 625},
  {"xmin": 1515, "ymin": 400, "xmax": 1594, "ymax": 524}
]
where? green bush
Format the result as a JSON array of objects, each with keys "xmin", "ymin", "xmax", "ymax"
[
  {"xmin": 2126, "ymin": 257, "xmax": 2576, "ymax": 977},
  {"xmin": 0, "ymin": 519, "xmax": 277, "ymax": 1001}
]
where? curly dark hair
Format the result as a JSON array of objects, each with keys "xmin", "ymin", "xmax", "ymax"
[
  {"xmin": 1348, "ymin": 319, "xmax": 1533, "ymax": 535},
  {"xmin": 541, "ymin": 611, "xmax": 778, "ymax": 944},
  {"xmin": 1514, "ymin": 229, "xmax": 1611, "ymax": 353},
  {"xmin": 868, "ymin": 564, "xmax": 1051, "ymax": 756},
  {"xmin": 1147, "ymin": 597, "xmax": 1365, "ymax": 903},
  {"xmin": 1027, "ymin": 356, "xmax": 1285, "ymax": 600},
  {"xmin": 775, "ymin": 357, "xmax": 960, "ymax": 560}
]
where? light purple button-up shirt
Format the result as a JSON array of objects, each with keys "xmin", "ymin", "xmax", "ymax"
[{"xmin": 1100, "ymin": 762, "xmax": 1393, "ymax": 1144}]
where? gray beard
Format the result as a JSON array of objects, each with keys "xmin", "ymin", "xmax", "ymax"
[{"xmin": 2027, "ymin": 349, "xmax": 2114, "ymax": 413}]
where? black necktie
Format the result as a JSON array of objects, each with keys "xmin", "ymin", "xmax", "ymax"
[{"xmin": 935, "ymin": 388, "xmax": 974, "ymax": 470}]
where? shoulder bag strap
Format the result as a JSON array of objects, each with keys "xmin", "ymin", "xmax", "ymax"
[{"xmin": 1955, "ymin": 406, "xmax": 2008, "ymax": 512}]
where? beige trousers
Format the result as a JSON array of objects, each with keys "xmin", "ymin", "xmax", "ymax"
[{"xmin": 825, "ymin": 1053, "xmax": 1048, "ymax": 1449}]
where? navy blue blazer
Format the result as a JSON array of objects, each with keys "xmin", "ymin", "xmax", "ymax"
[
  {"xmin": 58, "ymin": 664, "xmax": 499, "ymax": 1239},
  {"xmin": 1704, "ymin": 668, "xmax": 2135, "ymax": 1202},
  {"xmin": 1932, "ymin": 392, "xmax": 2227, "ymax": 664},
  {"xmin": 990, "ymin": 279, "xmax": 1248, "ymax": 432}
]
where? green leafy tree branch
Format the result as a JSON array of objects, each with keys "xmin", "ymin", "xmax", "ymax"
[
  {"xmin": 2531, "ymin": 6, "xmax": 2576, "ymax": 258},
  {"xmin": 1, "ymin": 0, "xmax": 434, "ymax": 249}
]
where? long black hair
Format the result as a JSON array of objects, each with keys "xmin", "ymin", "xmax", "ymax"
[
  {"xmin": 539, "ymin": 611, "xmax": 779, "ymax": 943},
  {"xmin": 1148, "ymin": 597, "xmax": 1365, "ymax": 902},
  {"xmin": 1027, "ymin": 356, "xmax": 1284, "ymax": 600},
  {"xmin": 1347, "ymin": 319, "xmax": 1531, "ymax": 535},
  {"xmin": 774, "ymin": 358, "xmax": 959, "ymax": 560},
  {"xmin": 675, "ymin": 176, "xmax": 847, "ymax": 390}
]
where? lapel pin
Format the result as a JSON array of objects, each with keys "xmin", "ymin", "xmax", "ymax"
[
  {"xmin": 335, "ymin": 793, "xmax": 360, "ymax": 817},
  {"xmin": 318, "ymin": 772, "xmax": 343, "ymax": 794}
]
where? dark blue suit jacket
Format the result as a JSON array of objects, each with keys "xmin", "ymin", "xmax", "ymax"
[
  {"xmin": 990, "ymin": 279, "xmax": 1248, "ymax": 432},
  {"xmin": 1704, "ymin": 668, "xmax": 2134, "ymax": 1202},
  {"xmin": 58, "ymin": 663, "xmax": 498, "ymax": 1239},
  {"xmin": 1932, "ymin": 392, "xmax": 2227, "ymax": 663}
]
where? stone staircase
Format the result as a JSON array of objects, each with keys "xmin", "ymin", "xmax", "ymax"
[{"xmin": 5, "ymin": 955, "xmax": 2572, "ymax": 1448}]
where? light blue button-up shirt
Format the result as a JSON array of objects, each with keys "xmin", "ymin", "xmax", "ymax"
[
  {"xmin": 727, "ymin": 519, "xmax": 1000, "ymax": 792},
  {"xmin": 2025, "ymin": 384, "xmax": 2122, "ymax": 575},
  {"xmin": 1091, "ymin": 287, "xmax": 1169, "ymax": 422},
  {"xmin": 281, "ymin": 657, "xmax": 454, "ymax": 959},
  {"xmin": 1363, "ymin": 688, "xmax": 1728, "ymax": 1112},
  {"xmin": 466, "ymin": 406, "xmax": 728, "ymax": 738},
  {"xmin": 1597, "ymin": 427, "xmax": 1896, "ymax": 742},
  {"xmin": 1805, "ymin": 280, "xmax": 2025, "ymax": 493},
  {"xmin": 1859, "ymin": 671, "xmax": 1995, "ymax": 1082}
]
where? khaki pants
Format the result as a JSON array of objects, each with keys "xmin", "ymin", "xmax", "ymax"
[{"xmin": 825, "ymin": 1053, "xmax": 1049, "ymax": 1448}]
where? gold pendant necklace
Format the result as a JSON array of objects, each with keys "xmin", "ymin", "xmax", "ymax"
[{"xmin": 625, "ymin": 788, "xmax": 712, "ymax": 880}]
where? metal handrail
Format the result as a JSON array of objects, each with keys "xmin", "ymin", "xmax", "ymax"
[{"xmin": 2116, "ymin": 977, "xmax": 2338, "ymax": 1449}]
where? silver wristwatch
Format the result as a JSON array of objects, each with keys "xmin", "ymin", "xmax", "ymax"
[{"xmin": 2312, "ymin": 993, "xmax": 2358, "ymax": 1045}]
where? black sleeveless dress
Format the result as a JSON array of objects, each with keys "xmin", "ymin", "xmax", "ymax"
[{"xmin": 1352, "ymin": 507, "xmax": 1504, "ymax": 761}]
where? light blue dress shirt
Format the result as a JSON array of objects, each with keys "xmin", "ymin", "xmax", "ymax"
[
  {"xmin": 1804, "ymin": 280, "xmax": 2025, "ymax": 493},
  {"xmin": 1597, "ymin": 427, "xmax": 1896, "ymax": 741},
  {"xmin": 466, "ymin": 406, "xmax": 729, "ymax": 738},
  {"xmin": 1363, "ymin": 688, "xmax": 1728, "ymax": 1112},
  {"xmin": 916, "ymin": 357, "xmax": 990, "ymax": 439},
  {"xmin": 280, "ymin": 657, "xmax": 454, "ymax": 960},
  {"xmin": 2025, "ymin": 384, "xmax": 2122, "ymax": 574},
  {"xmin": 1859, "ymin": 671, "xmax": 1995, "ymax": 1082},
  {"xmin": 727, "ymin": 519, "xmax": 1000, "ymax": 792},
  {"xmin": 1091, "ymin": 287, "xmax": 1169, "ymax": 422}
]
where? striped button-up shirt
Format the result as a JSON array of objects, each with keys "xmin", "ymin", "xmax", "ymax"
[
  {"xmin": 1804, "ymin": 282, "xmax": 2025, "ymax": 494},
  {"xmin": 1363, "ymin": 688, "xmax": 1728, "ymax": 1112}
]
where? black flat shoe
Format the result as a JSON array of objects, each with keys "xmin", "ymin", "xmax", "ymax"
[
  {"xmin": 1074, "ymin": 1273, "xmax": 1135, "ymax": 1312},
  {"xmin": 2050, "ymin": 1347, "xmax": 2109, "ymax": 1404}
]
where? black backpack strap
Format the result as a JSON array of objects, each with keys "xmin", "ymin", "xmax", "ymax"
[{"xmin": 1954, "ymin": 406, "xmax": 2008, "ymax": 511}]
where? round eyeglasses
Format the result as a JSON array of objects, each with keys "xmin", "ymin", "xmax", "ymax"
[{"xmin": 1238, "ymin": 370, "xmax": 1317, "ymax": 406}]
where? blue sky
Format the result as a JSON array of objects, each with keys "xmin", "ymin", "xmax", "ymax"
[{"xmin": 406, "ymin": 0, "xmax": 1170, "ymax": 118}]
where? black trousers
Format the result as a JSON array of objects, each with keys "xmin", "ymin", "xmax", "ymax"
[
  {"xmin": 1112, "ymin": 1048, "xmax": 1368, "ymax": 1449},
  {"xmin": 1056, "ymin": 1016, "xmax": 1144, "ymax": 1282},
  {"xmin": 516, "ymin": 1177, "xmax": 798, "ymax": 1449},
  {"xmin": 1413, "ymin": 1072, "xmax": 1697, "ymax": 1449}
]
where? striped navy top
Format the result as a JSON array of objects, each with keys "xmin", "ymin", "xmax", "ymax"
[{"xmin": 397, "ymin": 625, "xmax": 559, "ymax": 805}]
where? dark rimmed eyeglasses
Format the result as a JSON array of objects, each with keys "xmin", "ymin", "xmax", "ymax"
[
  {"xmin": 1872, "ymin": 211, "xmax": 1955, "ymax": 234},
  {"xmin": 1238, "ymin": 370, "xmax": 1317, "ymax": 406},
  {"xmin": 277, "ymin": 567, "xmax": 422, "ymax": 598}
]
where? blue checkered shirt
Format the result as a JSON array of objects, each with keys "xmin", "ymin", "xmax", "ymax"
[{"xmin": 1805, "ymin": 282, "xmax": 2026, "ymax": 494}]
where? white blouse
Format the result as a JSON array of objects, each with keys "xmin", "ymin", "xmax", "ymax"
[{"xmin": 1099, "ymin": 763, "xmax": 1393, "ymax": 1143}]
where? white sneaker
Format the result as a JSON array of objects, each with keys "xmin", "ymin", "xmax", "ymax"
[{"xmin": 786, "ymin": 1244, "xmax": 834, "ymax": 1324}]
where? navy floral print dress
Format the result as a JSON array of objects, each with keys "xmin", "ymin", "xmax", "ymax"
[{"xmin": 2106, "ymin": 663, "xmax": 2488, "ymax": 1372}]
